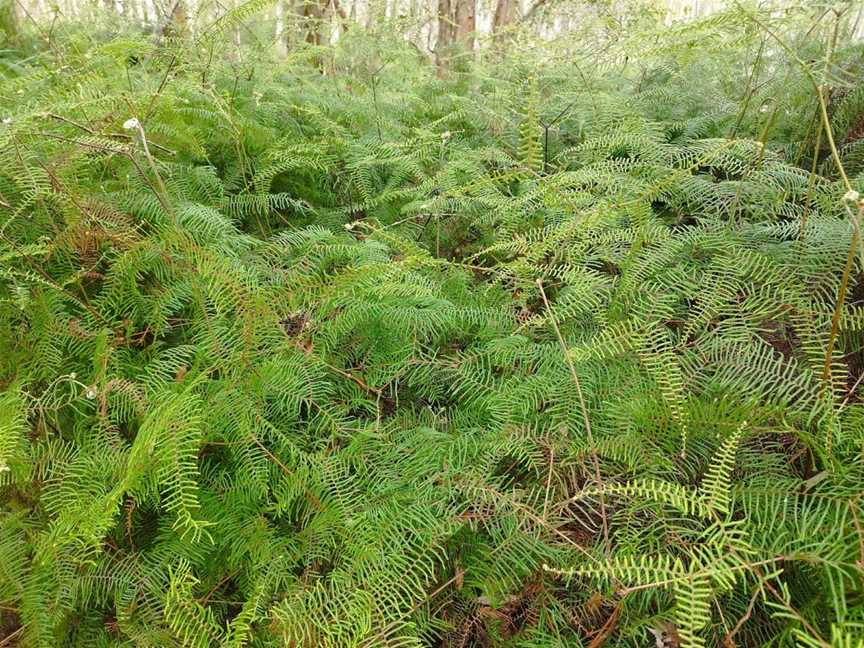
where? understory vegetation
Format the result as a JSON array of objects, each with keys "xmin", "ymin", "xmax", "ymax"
[{"xmin": 2, "ymin": 3, "xmax": 864, "ymax": 646}]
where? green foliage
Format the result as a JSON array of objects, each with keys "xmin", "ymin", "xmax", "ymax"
[{"xmin": 1, "ymin": 4, "xmax": 863, "ymax": 647}]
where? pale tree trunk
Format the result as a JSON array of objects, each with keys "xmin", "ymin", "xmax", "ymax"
[
  {"xmin": 141, "ymin": 0, "xmax": 153, "ymax": 24},
  {"xmin": 226, "ymin": 0, "xmax": 242, "ymax": 59},
  {"xmin": 158, "ymin": 0, "xmax": 188, "ymax": 41},
  {"xmin": 127, "ymin": 0, "xmax": 141, "ymax": 22},
  {"xmin": 274, "ymin": 1, "xmax": 287, "ymax": 56},
  {"xmin": 331, "ymin": 0, "xmax": 348, "ymax": 37},
  {"xmin": 232, "ymin": 19, "xmax": 242, "ymax": 54},
  {"xmin": 365, "ymin": 0, "xmax": 386, "ymax": 30},
  {"xmin": 406, "ymin": 0, "xmax": 419, "ymax": 43}
]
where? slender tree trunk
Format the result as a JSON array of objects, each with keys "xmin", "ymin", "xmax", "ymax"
[
  {"xmin": 331, "ymin": 0, "xmax": 348, "ymax": 37},
  {"xmin": 453, "ymin": 0, "xmax": 474, "ymax": 49},
  {"xmin": 522, "ymin": 0, "xmax": 548, "ymax": 23},
  {"xmin": 492, "ymin": 0, "xmax": 517, "ymax": 42},
  {"xmin": 128, "ymin": 0, "xmax": 141, "ymax": 23},
  {"xmin": 435, "ymin": 0, "xmax": 451, "ymax": 70},
  {"xmin": 157, "ymin": 0, "xmax": 188, "ymax": 42},
  {"xmin": 275, "ymin": 1, "xmax": 287, "ymax": 56},
  {"xmin": 301, "ymin": 0, "xmax": 325, "ymax": 45},
  {"xmin": 141, "ymin": 0, "xmax": 153, "ymax": 24},
  {"xmin": 0, "ymin": 0, "xmax": 21, "ymax": 46}
]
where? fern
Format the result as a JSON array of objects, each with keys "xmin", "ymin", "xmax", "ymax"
[{"xmin": 0, "ymin": 5, "xmax": 863, "ymax": 648}]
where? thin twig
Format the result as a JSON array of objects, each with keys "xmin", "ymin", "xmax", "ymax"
[
  {"xmin": 724, "ymin": 585, "xmax": 763, "ymax": 646},
  {"xmin": 587, "ymin": 603, "xmax": 621, "ymax": 648},
  {"xmin": 0, "ymin": 626, "xmax": 24, "ymax": 648},
  {"xmin": 542, "ymin": 444, "xmax": 554, "ymax": 521}
]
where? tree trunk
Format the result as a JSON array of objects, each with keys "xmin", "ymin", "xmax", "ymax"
[
  {"xmin": 453, "ymin": 0, "xmax": 474, "ymax": 50},
  {"xmin": 435, "ymin": 0, "xmax": 473, "ymax": 73},
  {"xmin": 492, "ymin": 0, "xmax": 517, "ymax": 41},
  {"xmin": 0, "ymin": 0, "xmax": 21, "ymax": 47},
  {"xmin": 275, "ymin": 1, "xmax": 287, "ymax": 56},
  {"xmin": 231, "ymin": 0, "xmax": 242, "ymax": 58},
  {"xmin": 158, "ymin": 0, "xmax": 188, "ymax": 42},
  {"xmin": 301, "ymin": 0, "xmax": 325, "ymax": 45},
  {"xmin": 331, "ymin": 0, "xmax": 349, "ymax": 37},
  {"xmin": 435, "ymin": 0, "xmax": 452, "ymax": 70}
]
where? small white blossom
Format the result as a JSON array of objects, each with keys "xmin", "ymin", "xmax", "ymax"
[
  {"xmin": 344, "ymin": 222, "xmax": 356, "ymax": 231},
  {"xmin": 123, "ymin": 117, "xmax": 141, "ymax": 131},
  {"xmin": 69, "ymin": 372, "xmax": 77, "ymax": 380},
  {"xmin": 85, "ymin": 387, "xmax": 97, "ymax": 399},
  {"xmin": 440, "ymin": 131, "xmax": 451, "ymax": 141},
  {"xmin": 2, "ymin": 117, "xmax": 11, "ymax": 125},
  {"xmin": 843, "ymin": 190, "xmax": 860, "ymax": 203}
]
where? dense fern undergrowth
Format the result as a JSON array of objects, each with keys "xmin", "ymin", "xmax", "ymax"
[{"xmin": 2, "ymin": 6, "xmax": 864, "ymax": 647}]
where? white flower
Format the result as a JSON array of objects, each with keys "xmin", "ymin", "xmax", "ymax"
[
  {"xmin": 2, "ymin": 117, "xmax": 11, "ymax": 125},
  {"xmin": 85, "ymin": 387, "xmax": 97, "ymax": 399},
  {"xmin": 344, "ymin": 222, "xmax": 356, "ymax": 230},
  {"xmin": 69, "ymin": 372, "xmax": 77, "ymax": 380},
  {"xmin": 843, "ymin": 189, "xmax": 860, "ymax": 203},
  {"xmin": 123, "ymin": 117, "xmax": 141, "ymax": 131},
  {"xmin": 440, "ymin": 131, "xmax": 451, "ymax": 141}
]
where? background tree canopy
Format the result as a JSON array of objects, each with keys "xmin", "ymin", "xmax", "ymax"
[{"xmin": 1, "ymin": 1, "xmax": 864, "ymax": 646}]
